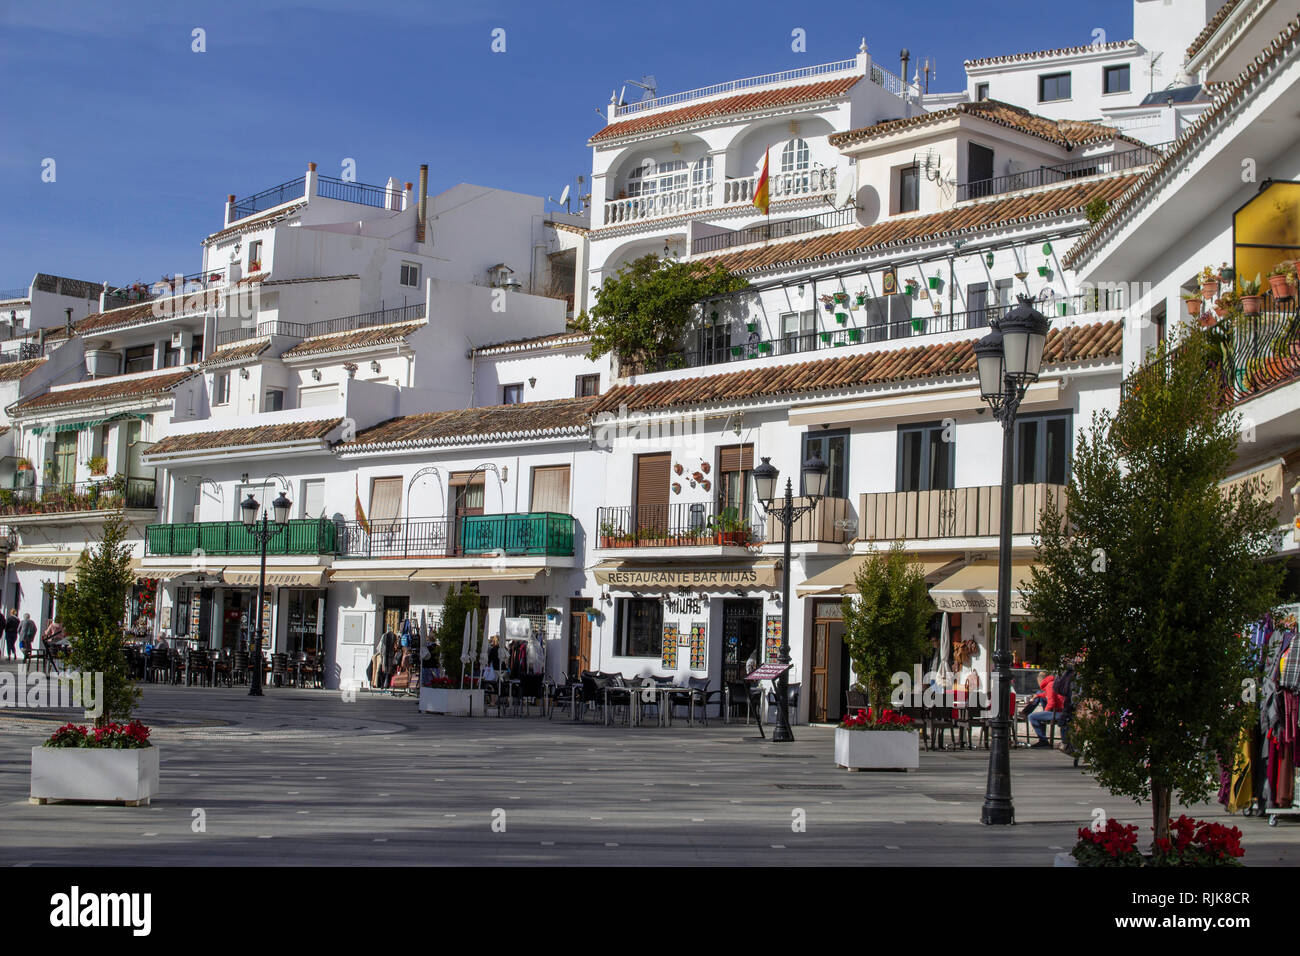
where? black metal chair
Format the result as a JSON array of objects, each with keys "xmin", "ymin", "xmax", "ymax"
[
  {"xmin": 271, "ymin": 653, "xmax": 290, "ymax": 688},
  {"xmin": 231, "ymin": 650, "xmax": 249, "ymax": 686},
  {"xmin": 766, "ymin": 682, "xmax": 801, "ymax": 726}
]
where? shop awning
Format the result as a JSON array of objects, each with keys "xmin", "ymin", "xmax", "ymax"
[
  {"xmin": 797, "ymin": 552, "xmax": 963, "ymax": 596},
  {"xmin": 592, "ymin": 559, "xmax": 781, "ymax": 590},
  {"xmin": 928, "ymin": 560, "xmax": 1037, "ymax": 615},
  {"xmin": 134, "ymin": 564, "xmax": 220, "ymax": 581},
  {"xmin": 6, "ymin": 548, "xmax": 82, "ymax": 569},
  {"xmin": 1220, "ymin": 459, "xmax": 1287, "ymax": 506},
  {"xmin": 409, "ymin": 567, "xmax": 543, "ymax": 583},
  {"xmin": 329, "ymin": 568, "xmax": 415, "ymax": 583},
  {"xmin": 223, "ymin": 567, "xmax": 327, "ymax": 588}
]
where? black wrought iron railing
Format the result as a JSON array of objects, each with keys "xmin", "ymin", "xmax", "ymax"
[
  {"xmin": 956, "ymin": 144, "xmax": 1165, "ymax": 202},
  {"xmin": 315, "ymin": 176, "xmax": 394, "ymax": 209},
  {"xmin": 1121, "ymin": 301, "xmax": 1300, "ymax": 406},
  {"xmin": 0, "ymin": 477, "xmax": 156, "ymax": 516},
  {"xmin": 338, "ymin": 513, "xmax": 574, "ymax": 559},
  {"xmin": 232, "ymin": 176, "xmax": 307, "ymax": 221},
  {"xmin": 0, "ymin": 286, "xmax": 28, "ymax": 301},
  {"xmin": 596, "ymin": 503, "xmax": 763, "ymax": 548},
  {"xmin": 691, "ymin": 206, "xmax": 859, "ymax": 256},
  {"xmin": 303, "ymin": 302, "xmax": 425, "ymax": 338}
]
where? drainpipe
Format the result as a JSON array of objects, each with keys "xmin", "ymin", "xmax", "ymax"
[{"xmin": 416, "ymin": 165, "xmax": 429, "ymax": 243}]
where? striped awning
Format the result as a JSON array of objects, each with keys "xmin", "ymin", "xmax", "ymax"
[
  {"xmin": 928, "ymin": 560, "xmax": 1037, "ymax": 615},
  {"xmin": 6, "ymin": 548, "xmax": 82, "ymax": 569},
  {"xmin": 329, "ymin": 568, "xmax": 415, "ymax": 583},
  {"xmin": 223, "ymin": 567, "xmax": 326, "ymax": 588},
  {"xmin": 409, "ymin": 567, "xmax": 542, "ymax": 583},
  {"xmin": 134, "ymin": 564, "xmax": 221, "ymax": 582},
  {"xmin": 797, "ymin": 552, "xmax": 963, "ymax": 596}
]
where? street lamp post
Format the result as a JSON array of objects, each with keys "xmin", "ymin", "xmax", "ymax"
[
  {"xmin": 973, "ymin": 296, "xmax": 1049, "ymax": 825},
  {"xmin": 752, "ymin": 451, "xmax": 829, "ymax": 742},
  {"xmin": 240, "ymin": 490, "xmax": 292, "ymax": 697}
]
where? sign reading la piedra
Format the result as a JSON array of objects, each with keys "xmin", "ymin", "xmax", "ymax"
[{"xmin": 596, "ymin": 562, "xmax": 780, "ymax": 590}]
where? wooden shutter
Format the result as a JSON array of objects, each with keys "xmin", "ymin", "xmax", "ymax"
[
  {"xmin": 634, "ymin": 453, "xmax": 671, "ymax": 532},
  {"xmin": 530, "ymin": 465, "xmax": 571, "ymax": 513},
  {"xmin": 369, "ymin": 477, "xmax": 402, "ymax": 524},
  {"xmin": 718, "ymin": 444, "xmax": 753, "ymax": 473}
]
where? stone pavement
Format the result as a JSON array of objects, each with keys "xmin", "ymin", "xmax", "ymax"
[{"xmin": 1, "ymin": 677, "xmax": 1297, "ymax": 866}]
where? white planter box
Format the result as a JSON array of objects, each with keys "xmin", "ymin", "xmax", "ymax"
[
  {"xmin": 418, "ymin": 687, "xmax": 484, "ymax": 716},
  {"xmin": 30, "ymin": 746, "xmax": 160, "ymax": 806},
  {"xmin": 834, "ymin": 727, "xmax": 920, "ymax": 771}
]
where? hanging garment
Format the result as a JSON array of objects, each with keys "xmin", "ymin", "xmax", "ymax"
[{"xmin": 1225, "ymin": 725, "xmax": 1256, "ymax": 813}]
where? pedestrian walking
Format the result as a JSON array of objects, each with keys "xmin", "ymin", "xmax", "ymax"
[
  {"xmin": 19, "ymin": 613, "xmax": 37, "ymax": 662},
  {"xmin": 3, "ymin": 609, "xmax": 18, "ymax": 661}
]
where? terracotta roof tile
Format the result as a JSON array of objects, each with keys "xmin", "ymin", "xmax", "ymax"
[
  {"xmin": 344, "ymin": 397, "xmax": 597, "ymax": 450},
  {"xmin": 589, "ymin": 77, "xmax": 860, "ymax": 144},
  {"xmin": 12, "ymin": 368, "xmax": 196, "ymax": 415},
  {"xmin": 473, "ymin": 331, "xmax": 592, "ymax": 354},
  {"xmin": 0, "ymin": 357, "xmax": 48, "ymax": 382},
  {"xmin": 282, "ymin": 320, "xmax": 424, "ymax": 358},
  {"xmin": 829, "ymin": 100, "xmax": 1137, "ymax": 150},
  {"xmin": 146, "ymin": 418, "xmax": 343, "ymax": 457},
  {"xmin": 1189, "ymin": 0, "xmax": 1245, "ymax": 59},
  {"xmin": 200, "ymin": 339, "xmax": 272, "ymax": 369},
  {"xmin": 964, "ymin": 40, "xmax": 1138, "ymax": 69},
  {"xmin": 1065, "ymin": 14, "xmax": 1300, "ymax": 270},
  {"xmin": 204, "ymin": 203, "xmax": 306, "ymax": 245},
  {"xmin": 698, "ymin": 174, "xmax": 1141, "ymax": 276},
  {"xmin": 71, "ymin": 275, "xmax": 267, "ymax": 336},
  {"xmin": 590, "ymin": 321, "xmax": 1122, "ymax": 415}
]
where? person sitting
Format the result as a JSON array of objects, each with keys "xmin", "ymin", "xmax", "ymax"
[{"xmin": 1027, "ymin": 671, "xmax": 1065, "ymax": 748}]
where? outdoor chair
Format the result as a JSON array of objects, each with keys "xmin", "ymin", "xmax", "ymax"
[
  {"xmin": 766, "ymin": 682, "xmax": 800, "ymax": 726},
  {"xmin": 169, "ymin": 648, "xmax": 187, "ymax": 685},
  {"xmin": 271, "ymin": 653, "xmax": 289, "ymax": 688},
  {"xmin": 725, "ymin": 681, "xmax": 762, "ymax": 724},
  {"xmin": 187, "ymin": 649, "xmax": 210, "ymax": 687},
  {"xmin": 147, "ymin": 649, "xmax": 170, "ymax": 683},
  {"xmin": 598, "ymin": 672, "xmax": 632, "ymax": 725},
  {"xmin": 546, "ymin": 677, "xmax": 580, "ymax": 720},
  {"xmin": 231, "ymin": 650, "xmax": 249, "ymax": 685},
  {"xmin": 212, "ymin": 651, "xmax": 231, "ymax": 687},
  {"xmin": 846, "ymin": 689, "xmax": 868, "ymax": 714},
  {"xmin": 668, "ymin": 676, "xmax": 717, "ymax": 725}
]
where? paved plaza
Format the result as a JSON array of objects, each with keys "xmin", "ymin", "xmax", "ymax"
[{"xmin": 1, "ymin": 672, "xmax": 1298, "ymax": 866}]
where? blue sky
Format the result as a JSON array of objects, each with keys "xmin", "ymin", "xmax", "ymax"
[{"xmin": 0, "ymin": 0, "xmax": 1134, "ymax": 288}]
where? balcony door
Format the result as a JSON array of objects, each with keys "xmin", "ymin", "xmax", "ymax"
[
  {"xmin": 717, "ymin": 444, "xmax": 754, "ymax": 524},
  {"xmin": 966, "ymin": 282, "xmax": 989, "ymax": 329},
  {"xmin": 51, "ymin": 432, "xmax": 77, "ymax": 487},
  {"xmin": 897, "ymin": 421, "xmax": 955, "ymax": 492},
  {"xmin": 780, "ymin": 311, "xmax": 816, "ymax": 354},
  {"xmin": 634, "ymin": 452, "xmax": 671, "ymax": 536},
  {"xmin": 530, "ymin": 465, "xmax": 570, "ymax": 513},
  {"xmin": 450, "ymin": 472, "xmax": 485, "ymax": 555},
  {"xmin": 369, "ymin": 477, "xmax": 403, "ymax": 545},
  {"xmin": 966, "ymin": 143, "xmax": 995, "ymax": 199},
  {"xmin": 568, "ymin": 598, "xmax": 593, "ymax": 679}
]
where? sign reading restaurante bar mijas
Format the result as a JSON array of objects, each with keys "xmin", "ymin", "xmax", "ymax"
[{"xmin": 594, "ymin": 561, "xmax": 780, "ymax": 590}]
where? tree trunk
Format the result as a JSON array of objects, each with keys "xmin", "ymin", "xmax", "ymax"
[{"xmin": 1151, "ymin": 779, "xmax": 1172, "ymax": 850}]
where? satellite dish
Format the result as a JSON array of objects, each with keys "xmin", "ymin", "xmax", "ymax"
[
  {"xmin": 619, "ymin": 85, "xmax": 627, "ymax": 106},
  {"xmin": 833, "ymin": 173, "xmax": 855, "ymax": 208},
  {"xmin": 558, "ymin": 185, "xmax": 570, "ymax": 206}
]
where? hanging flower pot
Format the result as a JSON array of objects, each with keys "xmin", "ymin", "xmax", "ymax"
[
  {"xmin": 672, "ymin": 482, "xmax": 682, "ymax": 495},
  {"xmin": 833, "ymin": 292, "xmax": 849, "ymax": 305},
  {"xmin": 835, "ymin": 312, "xmax": 848, "ymax": 325},
  {"xmin": 700, "ymin": 462, "xmax": 710, "ymax": 474},
  {"xmin": 928, "ymin": 276, "xmax": 941, "ymax": 290},
  {"xmin": 855, "ymin": 292, "xmax": 867, "ymax": 306},
  {"xmin": 819, "ymin": 331, "xmax": 831, "ymax": 343},
  {"xmin": 1200, "ymin": 279, "xmax": 1219, "ymax": 298},
  {"xmin": 911, "ymin": 318, "xmax": 924, "ymax": 333},
  {"xmin": 1184, "ymin": 297, "xmax": 1203, "ymax": 318},
  {"xmin": 746, "ymin": 321, "xmax": 757, "ymax": 333},
  {"xmin": 673, "ymin": 463, "xmax": 683, "ymax": 475},
  {"xmin": 1241, "ymin": 295, "xmax": 1263, "ymax": 315},
  {"xmin": 1198, "ymin": 314, "xmax": 1217, "ymax": 329},
  {"xmin": 847, "ymin": 328, "xmax": 862, "ymax": 343},
  {"xmin": 756, "ymin": 342, "xmax": 772, "ymax": 354},
  {"xmin": 1267, "ymin": 273, "xmax": 1295, "ymax": 299},
  {"xmin": 1037, "ymin": 265, "xmax": 1050, "ymax": 278},
  {"xmin": 730, "ymin": 346, "xmax": 742, "ymax": 357},
  {"xmin": 904, "ymin": 280, "xmax": 918, "ymax": 294},
  {"xmin": 700, "ymin": 479, "xmax": 710, "ymax": 492},
  {"xmin": 1218, "ymin": 264, "xmax": 1235, "ymax": 283}
]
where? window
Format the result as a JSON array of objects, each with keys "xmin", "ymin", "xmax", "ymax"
[
  {"xmin": 780, "ymin": 138, "xmax": 810, "ymax": 172},
  {"xmin": 626, "ymin": 159, "xmax": 689, "ymax": 198},
  {"xmin": 967, "ymin": 282, "xmax": 990, "ymax": 329},
  {"xmin": 400, "ymin": 262, "xmax": 420, "ymax": 287},
  {"xmin": 690, "ymin": 157, "xmax": 713, "ymax": 206},
  {"xmin": 897, "ymin": 421, "xmax": 954, "ymax": 492},
  {"xmin": 1103, "ymin": 64, "xmax": 1130, "ymax": 94},
  {"xmin": 51, "ymin": 431, "xmax": 77, "ymax": 486},
  {"xmin": 1015, "ymin": 413, "xmax": 1072, "ymax": 485},
  {"xmin": 898, "ymin": 165, "xmax": 919, "ymax": 213},
  {"xmin": 174, "ymin": 587, "xmax": 193, "ymax": 637},
  {"xmin": 300, "ymin": 479, "xmax": 325, "ymax": 519},
  {"xmin": 264, "ymin": 388, "xmax": 284, "ymax": 412},
  {"xmin": 298, "ymin": 384, "xmax": 336, "ymax": 407},
  {"xmin": 509, "ymin": 595, "xmax": 548, "ymax": 636},
  {"xmin": 286, "ymin": 590, "xmax": 325, "ymax": 654},
  {"xmin": 530, "ymin": 465, "xmax": 571, "ymax": 513},
  {"xmin": 162, "ymin": 341, "xmax": 183, "ymax": 368},
  {"xmin": 502, "ymin": 383, "xmax": 524, "ymax": 404},
  {"xmin": 575, "ymin": 374, "xmax": 600, "ymax": 397},
  {"xmin": 717, "ymin": 443, "xmax": 754, "ymax": 522},
  {"xmin": 124, "ymin": 344, "xmax": 154, "ymax": 374},
  {"xmin": 975, "ymin": 82, "xmax": 990, "ymax": 101},
  {"xmin": 189, "ymin": 334, "xmax": 204, "ymax": 364},
  {"xmin": 248, "ymin": 240, "xmax": 262, "ymax": 269},
  {"xmin": 1038, "ymin": 72, "xmax": 1071, "ymax": 102},
  {"xmin": 802, "ymin": 430, "xmax": 849, "ymax": 499},
  {"xmin": 614, "ymin": 597, "xmax": 663, "ymax": 657},
  {"xmin": 212, "ymin": 371, "xmax": 230, "ymax": 405},
  {"xmin": 780, "ymin": 311, "xmax": 816, "ymax": 354},
  {"xmin": 369, "ymin": 476, "xmax": 403, "ymax": 534}
]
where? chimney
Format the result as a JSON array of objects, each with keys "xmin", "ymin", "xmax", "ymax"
[
  {"xmin": 99, "ymin": 281, "xmax": 110, "ymax": 312},
  {"xmin": 225, "ymin": 194, "xmax": 237, "ymax": 228},
  {"xmin": 416, "ymin": 164, "xmax": 429, "ymax": 243}
]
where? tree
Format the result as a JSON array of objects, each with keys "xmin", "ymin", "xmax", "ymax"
[
  {"xmin": 1025, "ymin": 329, "xmax": 1284, "ymax": 849},
  {"xmin": 576, "ymin": 254, "xmax": 748, "ymax": 365},
  {"xmin": 841, "ymin": 544, "xmax": 935, "ymax": 709},
  {"xmin": 61, "ymin": 514, "xmax": 140, "ymax": 726},
  {"xmin": 432, "ymin": 585, "xmax": 480, "ymax": 684}
]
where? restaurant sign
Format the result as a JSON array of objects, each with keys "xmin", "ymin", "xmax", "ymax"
[{"xmin": 595, "ymin": 561, "xmax": 780, "ymax": 590}]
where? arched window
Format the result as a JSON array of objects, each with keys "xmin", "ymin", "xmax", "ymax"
[
  {"xmin": 690, "ymin": 156, "xmax": 713, "ymax": 207},
  {"xmin": 780, "ymin": 138, "xmax": 810, "ymax": 173}
]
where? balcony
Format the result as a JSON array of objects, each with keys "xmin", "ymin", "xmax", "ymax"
[
  {"xmin": 145, "ymin": 518, "xmax": 339, "ymax": 556},
  {"xmin": 0, "ymin": 478, "xmax": 156, "ymax": 517},
  {"xmin": 1121, "ymin": 303, "xmax": 1300, "ymax": 406},
  {"xmin": 955, "ymin": 144, "xmax": 1164, "ymax": 202},
  {"xmin": 596, "ymin": 503, "xmax": 764, "ymax": 549},
  {"xmin": 230, "ymin": 174, "xmax": 397, "ymax": 223},
  {"xmin": 763, "ymin": 496, "xmax": 853, "ymax": 545},
  {"xmin": 691, "ymin": 206, "xmax": 856, "ymax": 256},
  {"xmin": 338, "ymin": 513, "xmax": 575, "ymax": 559},
  {"xmin": 215, "ymin": 302, "xmax": 425, "ymax": 347},
  {"xmin": 602, "ymin": 168, "xmax": 836, "ymax": 227},
  {"xmin": 860, "ymin": 483, "xmax": 1065, "ymax": 541}
]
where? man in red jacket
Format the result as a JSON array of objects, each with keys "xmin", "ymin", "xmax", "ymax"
[{"xmin": 1027, "ymin": 672, "xmax": 1064, "ymax": 748}]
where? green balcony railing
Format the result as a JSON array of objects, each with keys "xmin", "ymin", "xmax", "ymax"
[
  {"xmin": 338, "ymin": 513, "xmax": 575, "ymax": 559},
  {"xmin": 145, "ymin": 518, "xmax": 339, "ymax": 556},
  {"xmin": 461, "ymin": 512, "xmax": 574, "ymax": 556}
]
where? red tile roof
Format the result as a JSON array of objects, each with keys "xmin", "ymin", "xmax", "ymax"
[
  {"xmin": 203, "ymin": 203, "xmax": 306, "ymax": 245},
  {"xmin": 281, "ymin": 321, "xmax": 424, "ymax": 358},
  {"xmin": 200, "ymin": 339, "xmax": 272, "ymax": 369},
  {"xmin": 472, "ymin": 331, "xmax": 591, "ymax": 355},
  {"xmin": 343, "ymin": 398, "xmax": 597, "ymax": 450},
  {"xmin": 698, "ymin": 173, "xmax": 1141, "ymax": 276},
  {"xmin": 964, "ymin": 39, "xmax": 1138, "ymax": 68},
  {"xmin": 11, "ymin": 368, "xmax": 197, "ymax": 415},
  {"xmin": 146, "ymin": 418, "xmax": 342, "ymax": 457},
  {"xmin": 589, "ymin": 77, "xmax": 860, "ymax": 144},
  {"xmin": 830, "ymin": 100, "xmax": 1138, "ymax": 150},
  {"xmin": 591, "ymin": 321, "xmax": 1122, "ymax": 415},
  {"xmin": 0, "ymin": 357, "xmax": 47, "ymax": 382},
  {"xmin": 1189, "ymin": 0, "xmax": 1245, "ymax": 59}
]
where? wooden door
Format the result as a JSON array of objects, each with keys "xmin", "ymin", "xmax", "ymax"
[
  {"xmin": 634, "ymin": 453, "xmax": 670, "ymax": 536},
  {"xmin": 568, "ymin": 598, "xmax": 593, "ymax": 678},
  {"xmin": 810, "ymin": 622, "xmax": 830, "ymax": 722},
  {"xmin": 450, "ymin": 473, "xmax": 485, "ymax": 555}
]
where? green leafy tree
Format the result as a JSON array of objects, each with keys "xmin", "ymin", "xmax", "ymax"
[
  {"xmin": 61, "ymin": 514, "xmax": 139, "ymax": 726},
  {"xmin": 1025, "ymin": 329, "xmax": 1284, "ymax": 849},
  {"xmin": 576, "ymin": 254, "xmax": 748, "ymax": 365},
  {"xmin": 841, "ymin": 544, "xmax": 935, "ymax": 709},
  {"xmin": 432, "ymin": 585, "xmax": 480, "ymax": 684}
]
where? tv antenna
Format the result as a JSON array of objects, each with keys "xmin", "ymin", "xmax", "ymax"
[
  {"xmin": 921, "ymin": 56, "xmax": 936, "ymax": 95},
  {"xmin": 626, "ymin": 74, "xmax": 658, "ymax": 101}
]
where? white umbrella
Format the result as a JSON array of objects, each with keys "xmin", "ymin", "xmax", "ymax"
[{"xmin": 936, "ymin": 612, "xmax": 953, "ymax": 689}]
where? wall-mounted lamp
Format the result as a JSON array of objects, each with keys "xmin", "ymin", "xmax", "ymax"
[
  {"xmin": 986, "ymin": 251, "xmax": 995, "ymax": 269},
  {"xmin": 239, "ymin": 367, "xmax": 249, "ymax": 379},
  {"xmin": 501, "ymin": 465, "xmax": 508, "ymax": 483},
  {"xmin": 528, "ymin": 377, "xmax": 536, "ymax": 388},
  {"xmin": 343, "ymin": 363, "xmax": 358, "ymax": 379},
  {"xmin": 370, "ymin": 360, "xmax": 381, "ymax": 373},
  {"xmin": 311, "ymin": 369, "xmax": 322, "ymax": 381}
]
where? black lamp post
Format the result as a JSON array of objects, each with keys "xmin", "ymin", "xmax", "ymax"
[
  {"xmin": 240, "ymin": 490, "xmax": 292, "ymax": 697},
  {"xmin": 973, "ymin": 295, "xmax": 1049, "ymax": 825},
  {"xmin": 752, "ymin": 451, "xmax": 829, "ymax": 742}
]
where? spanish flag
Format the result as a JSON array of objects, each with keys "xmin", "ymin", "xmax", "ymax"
[
  {"xmin": 753, "ymin": 150, "xmax": 770, "ymax": 215},
  {"xmin": 355, "ymin": 475, "xmax": 370, "ymax": 533}
]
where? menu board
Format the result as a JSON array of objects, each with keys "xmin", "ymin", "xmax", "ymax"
[
  {"xmin": 189, "ymin": 599, "xmax": 202, "ymax": 643},
  {"xmin": 661, "ymin": 624, "xmax": 679, "ymax": 668},
  {"xmin": 764, "ymin": 616, "xmax": 783, "ymax": 662},
  {"xmin": 689, "ymin": 623, "xmax": 707, "ymax": 669}
]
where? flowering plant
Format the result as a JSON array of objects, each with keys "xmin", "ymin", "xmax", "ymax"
[
  {"xmin": 1152, "ymin": 815, "xmax": 1244, "ymax": 867},
  {"xmin": 838, "ymin": 706, "xmax": 916, "ymax": 731},
  {"xmin": 43, "ymin": 721, "xmax": 152, "ymax": 749},
  {"xmin": 1071, "ymin": 819, "xmax": 1143, "ymax": 867},
  {"xmin": 422, "ymin": 674, "xmax": 458, "ymax": 688}
]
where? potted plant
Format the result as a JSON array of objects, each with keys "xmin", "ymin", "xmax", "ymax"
[
  {"xmin": 855, "ymin": 291, "xmax": 868, "ymax": 306},
  {"xmin": 1218, "ymin": 262, "xmax": 1234, "ymax": 284},
  {"xmin": 834, "ymin": 706, "xmax": 920, "ymax": 771},
  {"xmin": 847, "ymin": 328, "xmax": 863, "ymax": 343},
  {"xmin": 31, "ymin": 721, "xmax": 158, "ymax": 806},
  {"xmin": 1239, "ymin": 274, "xmax": 1264, "ymax": 315},
  {"xmin": 928, "ymin": 274, "xmax": 942, "ymax": 291},
  {"xmin": 710, "ymin": 507, "xmax": 749, "ymax": 547},
  {"xmin": 832, "ymin": 291, "xmax": 849, "ymax": 306},
  {"xmin": 87, "ymin": 455, "xmax": 108, "ymax": 477},
  {"xmin": 904, "ymin": 279, "xmax": 919, "ymax": 296},
  {"xmin": 1268, "ymin": 262, "xmax": 1297, "ymax": 300},
  {"xmin": 1199, "ymin": 265, "xmax": 1219, "ymax": 299},
  {"xmin": 1215, "ymin": 288, "xmax": 1240, "ymax": 318},
  {"xmin": 598, "ymin": 521, "xmax": 621, "ymax": 549},
  {"xmin": 1182, "ymin": 294, "xmax": 1203, "ymax": 318},
  {"xmin": 1037, "ymin": 264, "xmax": 1051, "ymax": 278},
  {"xmin": 835, "ymin": 312, "xmax": 848, "ymax": 325},
  {"xmin": 819, "ymin": 331, "xmax": 832, "ymax": 343},
  {"xmin": 820, "ymin": 295, "xmax": 834, "ymax": 313}
]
